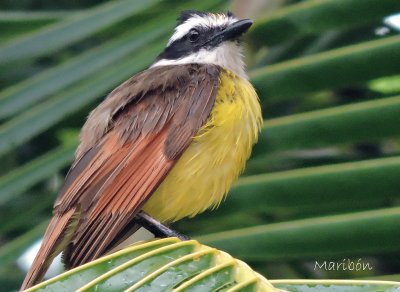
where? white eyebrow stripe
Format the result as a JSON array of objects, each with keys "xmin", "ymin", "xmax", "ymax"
[{"xmin": 167, "ymin": 14, "xmax": 238, "ymax": 46}]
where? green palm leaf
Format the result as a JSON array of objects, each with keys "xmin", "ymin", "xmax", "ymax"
[
  {"xmin": 0, "ymin": 0, "xmax": 162, "ymax": 64},
  {"xmin": 26, "ymin": 238, "xmax": 275, "ymax": 292}
]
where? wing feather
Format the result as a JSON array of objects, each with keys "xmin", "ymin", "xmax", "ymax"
[{"xmin": 66, "ymin": 129, "xmax": 173, "ymax": 267}]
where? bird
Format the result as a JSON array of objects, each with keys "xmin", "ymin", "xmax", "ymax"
[{"xmin": 21, "ymin": 10, "xmax": 262, "ymax": 290}]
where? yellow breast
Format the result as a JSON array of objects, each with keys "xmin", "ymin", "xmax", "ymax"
[{"xmin": 143, "ymin": 69, "xmax": 262, "ymax": 222}]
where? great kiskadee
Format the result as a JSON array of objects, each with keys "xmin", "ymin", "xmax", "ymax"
[{"xmin": 21, "ymin": 10, "xmax": 262, "ymax": 290}]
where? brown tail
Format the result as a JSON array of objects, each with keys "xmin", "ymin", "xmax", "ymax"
[{"xmin": 21, "ymin": 209, "xmax": 75, "ymax": 291}]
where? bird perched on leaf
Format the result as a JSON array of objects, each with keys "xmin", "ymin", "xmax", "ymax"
[{"xmin": 22, "ymin": 10, "xmax": 262, "ymax": 290}]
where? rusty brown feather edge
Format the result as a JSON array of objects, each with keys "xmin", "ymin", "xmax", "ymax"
[{"xmin": 21, "ymin": 64, "xmax": 220, "ymax": 290}]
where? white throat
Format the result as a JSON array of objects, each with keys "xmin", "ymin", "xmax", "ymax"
[{"xmin": 152, "ymin": 42, "xmax": 248, "ymax": 80}]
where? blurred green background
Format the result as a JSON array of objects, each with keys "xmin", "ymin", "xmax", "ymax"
[{"xmin": 0, "ymin": 0, "xmax": 400, "ymax": 290}]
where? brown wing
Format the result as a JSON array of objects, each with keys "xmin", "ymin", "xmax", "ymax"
[{"xmin": 21, "ymin": 64, "xmax": 220, "ymax": 290}]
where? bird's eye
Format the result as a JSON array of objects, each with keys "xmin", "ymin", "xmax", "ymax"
[{"xmin": 188, "ymin": 29, "xmax": 200, "ymax": 42}]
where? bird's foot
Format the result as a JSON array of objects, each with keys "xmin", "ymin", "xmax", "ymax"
[{"xmin": 136, "ymin": 211, "xmax": 190, "ymax": 241}]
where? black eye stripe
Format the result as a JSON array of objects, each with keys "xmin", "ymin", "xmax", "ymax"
[{"xmin": 155, "ymin": 25, "xmax": 228, "ymax": 61}]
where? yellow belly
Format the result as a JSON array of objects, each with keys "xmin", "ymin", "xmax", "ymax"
[{"xmin": 142, "ymin": 70, "xmax": 262, "ymax": 222}]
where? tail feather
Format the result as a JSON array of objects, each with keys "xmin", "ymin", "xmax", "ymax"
[{"xmin": 21, "ymin": 209, "xmax": 75, "ymax": 291}]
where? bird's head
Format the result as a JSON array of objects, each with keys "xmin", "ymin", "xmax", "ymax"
[{"xmin": 152, "ymin": 11, "xmax": 253, "ymax": 79}]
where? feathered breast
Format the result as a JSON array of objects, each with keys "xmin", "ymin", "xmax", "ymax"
[{"xmin": 142, "ymin": 69, "xmax": 262, "ymax": 222}]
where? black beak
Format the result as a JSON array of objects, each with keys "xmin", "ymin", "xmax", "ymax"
[
  {"xmin": 221, "ymin": 19, "xmax": 253, "ymax": 41},
  {"xmin": 206, "ymin": 19, "xmax": 253, "ymax": 47}
]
